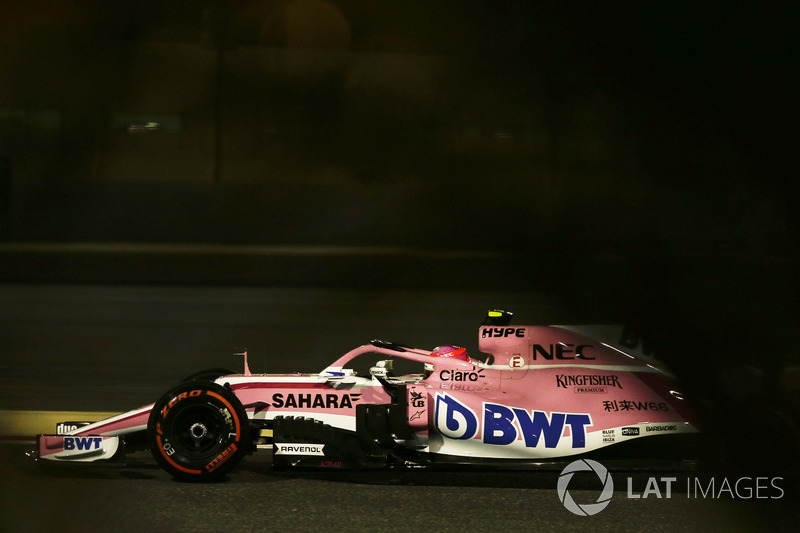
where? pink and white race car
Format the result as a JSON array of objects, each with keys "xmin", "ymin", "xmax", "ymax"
[{"xmin": 34, "ymin": 310, "xmax": 700, "ymax": 480}]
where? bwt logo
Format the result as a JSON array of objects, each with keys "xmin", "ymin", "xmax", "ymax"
[
  {"xmin": 435, "ymin": 395, "xmax": 479, "ymax": 440},
  {"xmin": 63, "ymin": 437, "xmax": 103, "ymax": 451},
  {"xmin": 434, "ymin": 394, "xmax": 591, "ymax": 449}
]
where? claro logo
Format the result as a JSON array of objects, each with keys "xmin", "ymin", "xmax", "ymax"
[{"xmin": 440, "ymin": 367, "xmax": 484, "ymax": 382}]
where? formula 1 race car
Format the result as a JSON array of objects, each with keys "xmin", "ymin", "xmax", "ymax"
[{"xmin": 34, "ymin": 310, "xmax": 700, "ymax": 481}]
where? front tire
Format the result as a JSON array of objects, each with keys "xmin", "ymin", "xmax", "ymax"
[
  {"xmin": 180, "ymin": 368, "xmax": 234, "ymax": 383},
  {"xmin": 147, "ymin": 382, "xmax": 249, "ymax": 481}
]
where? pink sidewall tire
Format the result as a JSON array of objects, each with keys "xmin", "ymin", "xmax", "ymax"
[{"xmin": 147, "ymin": 381, "xmax": 249, "ymax": 482}]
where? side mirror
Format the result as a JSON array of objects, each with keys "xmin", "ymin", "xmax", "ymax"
[{"xmin": 369, "ymin": 359, "xmax": 393, "ymax": 378}]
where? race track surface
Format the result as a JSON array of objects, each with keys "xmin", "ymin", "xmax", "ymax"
[{"xmin": 3, "ymin": 442, "xmax": 796, "ymax": 532}]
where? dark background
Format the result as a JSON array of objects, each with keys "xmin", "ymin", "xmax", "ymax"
[
  {"xmin": 1, "ymin": 1, "xmax": 798, "ymax": 442},
  {"xmin": 1, "ymin": 7, "xmax": 799, "ymax": 530}
]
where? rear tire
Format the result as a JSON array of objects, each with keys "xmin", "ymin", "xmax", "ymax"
[{"xmin": 147, "ymin": 382, "xmax": 249, "ymax": 481}]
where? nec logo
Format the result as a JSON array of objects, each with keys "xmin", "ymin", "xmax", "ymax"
[
  {"xmin": 532, "ymin": 344, "xmax": 595, "ymax": 360},
  {"xmin": 482, "ymin": 327, "xmax": 525, "ymax": 338},
  {"xmin": 63, "ymin": 437, "xmax": 102, "ymax": 451}
]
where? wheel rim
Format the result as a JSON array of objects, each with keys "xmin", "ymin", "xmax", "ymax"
[{"xmin": 169, "ymin": 401, "xmax": 233, "ymax": 459}]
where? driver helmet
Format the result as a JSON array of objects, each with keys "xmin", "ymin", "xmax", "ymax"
[{"xmin": 429, "ymin": 345, "xmax": 469, "ymax": 361}]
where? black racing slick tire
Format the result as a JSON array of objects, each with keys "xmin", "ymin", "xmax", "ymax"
[
  {"xmin": 147, "ymin": 381, "xmax": 250, "ymax": 481},
  {"xmin": 180, "ymin": 368, "xmax": 234, "ymax": 383}
]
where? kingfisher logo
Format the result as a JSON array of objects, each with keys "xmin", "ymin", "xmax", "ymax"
[
  {"xmin": 556, "ymin": 374, "xmax": 622, "ymax": 389},
  {"xmin": 434, "ymin": 394, "xmax": 591, "ymax": 448}
]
